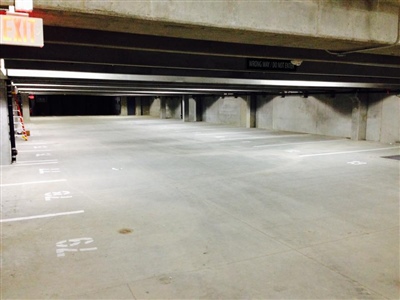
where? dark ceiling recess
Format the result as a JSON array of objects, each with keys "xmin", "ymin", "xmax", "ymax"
[
  {"xmin": 30, "ymin": 95, "xmax": 120, "ymax": 116},
  {"xmin": 1, "ymin": 26, "xmax": 400, "ymax": 96}
]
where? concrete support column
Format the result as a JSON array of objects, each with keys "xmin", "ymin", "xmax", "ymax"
[
  {"xmin": 135, "ymin": 97, "xmax": 142, "ymax": 116},
  {"xmin": 196, "ymin": 96, "xmax": 202, "ymax": 122},
  {"xmin": 120, "ymin": 96, "xmax": 128, "ymax": 116},
  {"xmin": 1, "ymin": 80, "xmax": 11, "ymax": 165},
  {"xmin": 351, "ymin": 94, "xmax": 368, "ymax": 140},
  {"xmin": 246, "ymin": 95, "xmax": 256, "ymax": 128},
  {"xmin": 182, "ymin": 95, "xmax": 190, "ymax": 122},
  {"xmin": 21, "ymin": 93, "xmax": 30, "ymax": 123},
  {"xmin": 160, "ymin": 97, "xmax": 167, "ymax": 119}
]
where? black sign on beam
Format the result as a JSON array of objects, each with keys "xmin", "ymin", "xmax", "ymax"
[{"xmin": 247, "ymin": 59, "xmax": 297, "ymax": 71}]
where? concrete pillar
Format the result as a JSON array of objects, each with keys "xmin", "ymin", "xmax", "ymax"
[
  {"xmin": 135, "ymin": 97, "xmax": 142, "ymax": 116},
  {"xmin": 21, "ymin": 93, "xmax": 31, "ymax": 122},
  {"xmin": 160, "ymin": 97, "xmax": 167, "ymax": 119},
  {"xmin": 182, "ymin": 95, "xmax": 190, "ymax": 122},
  {"xmin": 182, "ymin": 96, "xmax": 198, "ymax": 122},
  {"xmin": 120, "ymin": 96, "xmax": 128, "ymax": 116},
  {"xmin": 351, "ymin": 94, "xmax": 368, "ymax": 140},
  {"xmin": 246, "ymin": 95, "xmax": 256, "ymax": 128},
  {"xmin": 1, "ymin": 80, "xmax": 11, "ymax": 165},
  {"xmin": 196, "ymin": 96, "xmax": 202, "ymax": 121}
]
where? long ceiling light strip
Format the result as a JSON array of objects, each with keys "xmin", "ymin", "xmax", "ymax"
[{"xmin": 7, "ymin": 69, "xmax": 400, "ymax": 89}]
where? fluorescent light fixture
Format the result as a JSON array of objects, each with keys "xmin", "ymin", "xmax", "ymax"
[{"xmin": 7, "ymin": 69, "xmax": 400, "ymax": 89}]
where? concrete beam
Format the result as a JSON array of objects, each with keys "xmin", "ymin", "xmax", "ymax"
[{"xmin": 2, "ymin": 0, "xmax": 398, "ymax": 56}]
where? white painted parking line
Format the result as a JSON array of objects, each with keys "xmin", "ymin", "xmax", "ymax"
[
  {"xmin": 253, "ymin": 139, "xmax": 344, "ymax": 148},
  {"xmin": 18, "ymin": 142, "xmax": 52, "ymax": 145},
  {"xmin": 17, "ymin": 160, "xmax": 57, "ymax": 164},
  {"xmin": 0, "ymin": 210, "xmax": 84, "ymax": 223},
  {"xmin": 39, "ymin": 168, "xmax": 61, "ymax": 174},
  {"xmin": 0, "ymin": 160, "xmax": 58, "ymax": 168},
  {"xmin": 0, "ymin": 179, "xmax": 67, "ymax": 187},
  {"xmin": 36, "ymin": 153, "xmax": 52, "ymax": 157},
  {"xmin": 300, "ymin": 146, "xmax": 400, "ymax": 157},
  {"xmin": 18, "ymin": 150, "xmax": 53, "ymax": 153},
  {"xmin": 15, "ymin": 161, "xmax": 59, "ymax": 167},
  {"xmin": 221, "ymin": 134, "xmax": 309, "ymax": 141}
]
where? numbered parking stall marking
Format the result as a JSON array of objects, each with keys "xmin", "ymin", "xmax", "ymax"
[
  {"xmin": 36, "ymin": 153, "xmax": 52, "ymax": 157},
  {"xmin": 39, "ymin": 168, "xmax": 61, "ymax": 174},
  {"xmin": 45, "ymin": 191, "xmax": 72, "ymax": 201},
  {"xmin": 347, "ymin": 161, "xmax": 367, "ymax": 165},
  {"xmin": 56, "ymin": 237, "xmax": 98, "ymax": 257},
  {"xmin": 285, "ymin": 149, "xmax": 301, "ymax": 153}
]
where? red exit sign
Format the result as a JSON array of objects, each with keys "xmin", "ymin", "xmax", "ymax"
[{"xmin": 0, "ymin": 15, "xmax": 43, "ymax": 47}]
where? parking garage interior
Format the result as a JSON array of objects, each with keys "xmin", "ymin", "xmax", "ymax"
[{"xmin": 0, "ymin": 1, "xmax": 399, "ymax": 299}]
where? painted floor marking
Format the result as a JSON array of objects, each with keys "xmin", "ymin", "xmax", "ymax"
[
  {"xmin": 17, "ymin": 160, "xmax": 57, "ymax": 164},
  {"xmin": 300, "ymin": 146, "xmax": 400, "ymax": 157},
  {"xmin": 36, "ymin": 153, "xmax": 52, "ymax": 157},
  {"xmin": 347, "ymin": 161, "xmax": 367, "ymax": 165},
  {"xmin": 56, "ymin": 237, "xmax": 97, "ymax": 257},
  {"xmin": 17, "ymin": 150, "xmax": 53, "ymax": 153},
  {"xmin": 39, "ymin": 168, "xmax": 61, "ymax": 174},
  {"xmin": 0, "ymin": 160, "xmax": 57, "ymax": 168},
  {"xmin": 253, "ymin": 139, "xmax": 345, "ymax": 148},
  {"xmin": 221, "ymin": 134, "xmax": 309, "ymax": 142},
  {"xmin": 18, "ymin": 142, "xmax": 52, "ymax": 145},
  {"xmin": 0, "ymin": 210, "xmax": 84, "ymax": 223},
  {"xmin": 45, "ymin": 191, "xmax": 72, "ymax": 201},
  {"xmin": 15, "ymin": 161, "xmax": 58, "ymax": 167},
  {"xmin": 0, "ymin": 179, "xmax": 67, "ymax": 187}
]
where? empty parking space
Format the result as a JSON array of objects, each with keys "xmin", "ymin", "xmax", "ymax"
[{"xmin": 1, "ymin": 116, "xmax": 399, "ymax": 299}]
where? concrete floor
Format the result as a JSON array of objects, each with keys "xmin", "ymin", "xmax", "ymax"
[{"xmin": 1, "ymin": 116, "xmax": 399, "ymax": 299}]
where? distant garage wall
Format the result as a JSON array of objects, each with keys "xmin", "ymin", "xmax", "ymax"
[
  {"xmin": 166, "ymin": 97, "xmax": 182, "ymax": 119},
  {"xmin": 202, "ymin": 96, "xmax": 247, "ymax": 127},
  {"xmin": 199, "ymin": 93, "xmax": 399, "ymax": 144},
  {"xmin": 257, "ymin": 94, "xmax": 353, "ymax": 138},
  {"xmin": 148, "ymin": 97, "xmax": 182, "ymax": 119}
]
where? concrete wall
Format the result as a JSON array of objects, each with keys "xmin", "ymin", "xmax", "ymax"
[
  {"xmin": 201, "ymin": 93, "xmax": 399, "ymax": 144},
  {"xmin": 0, "ymin": 80, "xmax": 11, "ymax": 165},
  {"xmin": 202, "ymin": 96, "xmax": 247, "ymax": 127},
  {"xmin": 367, "ymin": 94, "xmax": 400, "ymax": 143},
  {"xmin": 256, "ymin": 94, "xmax": 353, "ymax": 138},
  {"xmin": 269, "ymin": 95, "xmax": 353, "ymax": 138}
]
